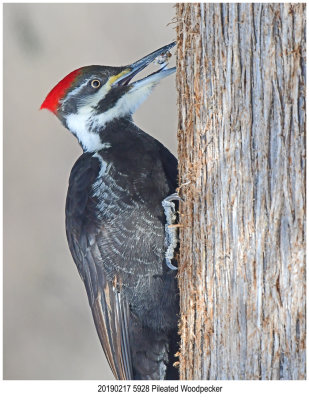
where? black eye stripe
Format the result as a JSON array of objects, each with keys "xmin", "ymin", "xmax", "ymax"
[{"xmin": 94, "ymin": 86, "xmax": 130, "ymax": 114}]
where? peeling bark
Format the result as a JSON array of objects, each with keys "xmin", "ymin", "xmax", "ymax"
[{"xmin": 176, "ymin": 3, "xmax": 306, "ymax": 380}]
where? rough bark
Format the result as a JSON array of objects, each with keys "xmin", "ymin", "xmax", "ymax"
[{"xmin": 176, "ymin": 3, "xmax": 306, "ymax": 380}]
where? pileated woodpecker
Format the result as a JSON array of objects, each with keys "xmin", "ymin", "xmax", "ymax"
[{"xmin": 41, "ymin": 42, "xmax": 179, "ymax": 380}]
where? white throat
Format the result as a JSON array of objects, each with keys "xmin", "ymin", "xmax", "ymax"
[
  {"xmin": 66, "ymin": 112, "xmax": 104, "ymax": 152},
  {"xmin": 65, "ymin": 82, "xmax": 154, "ymax": 152}
]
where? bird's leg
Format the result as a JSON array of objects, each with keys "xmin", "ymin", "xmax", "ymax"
[{"xmin": 162, "ymin": 193, "xmax": 181, "ymax": 271}]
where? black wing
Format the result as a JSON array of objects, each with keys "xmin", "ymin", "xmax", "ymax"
[{"xmin": 65, "ymin": 153, "xmax": 134, "ymax": 379}]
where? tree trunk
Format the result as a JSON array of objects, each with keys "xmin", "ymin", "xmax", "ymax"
[{"xmin": 176, "ymin": 3, "xmax": 306, "ymax": 380}]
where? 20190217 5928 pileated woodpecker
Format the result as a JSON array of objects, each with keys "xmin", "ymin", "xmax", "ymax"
[{"xmin": 41, "ymin": 42, "xmax": 179, "ymax": 380}]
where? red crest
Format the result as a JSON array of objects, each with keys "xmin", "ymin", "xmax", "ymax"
[{"xmin": 40, "ymin": 68, "xmax": 82, "ymax": 114}]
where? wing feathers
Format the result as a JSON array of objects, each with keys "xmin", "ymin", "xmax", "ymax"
[
  {"xmin": 82, "ymin": 243, "xmax": 133, "ymax": 379},
  {"xmin": 92, "ymin": 282, "xmax": 133, "ymax": 380}
]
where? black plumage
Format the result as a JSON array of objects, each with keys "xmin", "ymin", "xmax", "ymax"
[
  {"xmin": 65, "ymin": 118, "xmax": 179, "ymax": 379},
  {"xmin": 41, "ymin": 41, "xmax": 179, "ymax": 379}
]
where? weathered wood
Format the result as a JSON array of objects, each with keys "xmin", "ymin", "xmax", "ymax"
[{"xmin": 176, "ymin": 3, "xmax": 306, "ymax": 380}]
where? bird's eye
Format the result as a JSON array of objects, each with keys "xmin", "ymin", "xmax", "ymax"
[{"xmin": 91, "ymin": 79, "xmax": 101, "ymax": 89}]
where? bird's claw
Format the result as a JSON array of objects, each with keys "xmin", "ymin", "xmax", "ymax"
[
  {"xmin": 162, "ymin": 193, "xmax": 181, "ymax": 270},
  {"xmin": 164, "ymin": 193, "xmax": 182, "ymax": 202}
]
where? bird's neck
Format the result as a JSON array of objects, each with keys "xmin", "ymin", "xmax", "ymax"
[{"xmin": 66, "ymin": 114, "xmax": 134, "ymax": 153}]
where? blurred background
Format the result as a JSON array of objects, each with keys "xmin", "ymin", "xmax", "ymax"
[{"xmin": 3, "ymin": 3, "xmax": 177, "ymax": 379}]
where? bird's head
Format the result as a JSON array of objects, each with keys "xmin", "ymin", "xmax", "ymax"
[{"xmin": 41, "ymin": 42, "xmax": 176, "ymax": 152}]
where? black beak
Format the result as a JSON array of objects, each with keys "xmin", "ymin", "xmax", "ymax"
[{"xmin": 113, "ymin": 42, "xmax": 176, "ymax": 87}]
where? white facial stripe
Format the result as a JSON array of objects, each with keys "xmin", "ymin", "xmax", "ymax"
[
  {"xmin": 64, "ymin": 75, "xmax": 162, "ymax": 152},
  {"xmin": 63, "ymin": 80, "xmax": 89, "ymax": 102},
  {"xmin": 64, "ymin": 80, "xmax": 112, "ymax": 152},
  {"xmin": 66, "ymin": 112, "xmax": 105, "ymax": 152},
  {"xmin": 62, "ymin": 79, "xmax": 110, "ymax": 110},
  {"xmin": 79, "ymin": 83, "xmax": 110, "ymax": 109},
  {"xmin": 90, "ymin": 83, "xmax": 155, "ymax": 130}
]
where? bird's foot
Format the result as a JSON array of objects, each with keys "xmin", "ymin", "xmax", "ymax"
[{"xmin": 162, "ymin": 193, "xmax": 182, "ymax": 271}]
